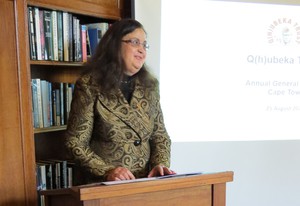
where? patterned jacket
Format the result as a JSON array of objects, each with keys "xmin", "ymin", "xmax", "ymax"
[{"xmin": 65, "ymin": 74, "xmax": 171, "ymax": 183}]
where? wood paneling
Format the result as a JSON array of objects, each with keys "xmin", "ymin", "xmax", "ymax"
[
  {"xmin": 0, "ymin": 0, "xmax": 36, "ymax": 205},
  {"xmin": 28, "ymin": 0, "xmax": 121, "ymax": 19}
]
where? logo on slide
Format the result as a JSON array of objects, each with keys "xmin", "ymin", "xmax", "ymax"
[{"xmin": 267, "ymin": 18, "xmax": 300, "ymax": 45}]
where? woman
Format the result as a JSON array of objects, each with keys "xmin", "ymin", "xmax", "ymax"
[{"xmin": 66, "ymin": 19, "xmax": 175, "ymax": 183}]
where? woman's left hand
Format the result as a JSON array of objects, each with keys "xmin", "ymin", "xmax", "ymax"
[{"xmin": 147, "ymin": 165, "xmax": 176, "ymax": 177}]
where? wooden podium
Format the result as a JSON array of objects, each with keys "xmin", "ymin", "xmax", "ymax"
[{"xmin": 41, "ymin": 171, "xmax": 233, "ymax": 206}]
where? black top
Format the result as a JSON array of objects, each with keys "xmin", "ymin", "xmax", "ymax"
[{"xmin": 120, "ymin": 74, "xmax": 136, "ymax": 103}]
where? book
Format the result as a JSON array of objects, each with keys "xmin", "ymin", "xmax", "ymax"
[
  {"xmin": 37, "ymin": 161, "xmax": 54, "ymax": 190},
  {"xmin": 38, "ymin": 164, "xmax": 47, "ymax": 190},
  {"xmin": 34, "ymin": 78, "xmax": 44, "ymax": 128},
  {"xmin": 48, "ymin": 82, "xmax": 53, "ymax": 126},
  {"xmin": 76, "ymin": 19, "xmax": 82, "ymax": 62},
  {"xmin": 81, "ymin": 25, "xmax": 87, "ymax": 62},
  {"xmin": 57, "ymin": 11, "xmax": 63, "ymax": 61},
  {"xmin": 68, "ymin": 13, "xmax": 73, "ymax": 62},
  {"xmin": 72, "ymin": 16, "xmax": 78, "ymax": 62},
  {"xmin": 73, "ymin": 17, "xmax": 82, "ymax": 62},
  {"xmin": 36, "ymin": 160, "xmax": 75, "ymax": 189},
  {"xmin": 62, "ymin": 12, "xmax": 69, "ymax": 61},
  {"xmin": 87, "ymin": 28, "xmax": 101, "ymax": 56},
  {"xmin": 43, "ymin": 10, "xmax": 53, "ymax": 60},
  {"xmin": 28, "ymin": 7, "xmax": 37, "ymax": 60},
  {"xmin": 54, "ymin": 88, "xmax": 61, "ymax": 126},
  {"xmin": 60, "ymin": 82, "xmax": 65, "ymax": 125},
  {"xmin": 86, "ymin": 22, "xmax": 109, "ymax": 57},
  {"xmin": 52, "ymin": 82, "xmax": 64, "ymax": 125},
  {"xmin": 36, "ymin": 164, "xmax": 42, "ymax": 190},
  {"xmin": 39, "ymin": 9, "xmax": 45, "ymax": 60},
  {"xmin": 40, "ymin": 80, "xmax": 50, "ymax": 127},
  {"xmin": 67, "ymin": 166, "xmax": 73, "ymax": 187},
  {"xmin": 34, "ymin": 7, "xmax": 42, "ymax": 60},
  {"xmin": 61, "ymin": 160, "xmax": 68, "ymax": 188},
  {"xmin": 31, "ymin": 79, "xmax": 40, "ymax": 128},
  {"xmin": 52, "ymin": 89, "xmax": 57, "ymax": 126},
  {"xmin": 62, "ymin": 82, "xmax": 74, "ymax": 121},
  {"xmin": 86, "ymin": 26, "xmax": 91, "ymax": 58},
  {"xmin": 49, "ymin": 160, "xmax": 67, "ymax": 189},
  {"xmin": 86, "ymin": 22, "xmax": 109, "ymax": 36},
  {"xmin": 67, "ymin": 84, "xmax": 73, "ymax": 120},
  {"xmin": 51, "ymin": 10, "xmax": 58, "ymax": 61}
]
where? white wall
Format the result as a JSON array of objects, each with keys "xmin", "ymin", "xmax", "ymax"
[
  {"xmin": 171, "ymin": 141, "xmax": 300, "ymax": 206},
  {"xmin": 134, "ymin": 0, "xmax": 161, "ymax": 79},
  {"xmin": 135, "ymin": 1, "xmax": 300, "ymax": 206}
]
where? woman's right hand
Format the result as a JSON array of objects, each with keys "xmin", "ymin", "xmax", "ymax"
[{"xmin": 105, "ymin": 167, "xmax": 136, "ymax": 181}]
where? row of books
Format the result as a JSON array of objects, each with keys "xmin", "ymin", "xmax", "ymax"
[
  {"xmin": 36, "ymin": 160, "xmax": 74, "ymax": 191},
  {"xmin": 27, "ymin": 6, "xmax": 109, "ymax": 62},
  {"xmin": 31, "ymin": 78, "xmax": 74, "ymax": 128}
]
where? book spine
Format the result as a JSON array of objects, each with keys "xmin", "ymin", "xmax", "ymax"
[
  {"xmin": 68, "ymin": 13, "xmax": 73, "ymax": 62},
  {"xmin": 81, "ymin": 25, "xmax": 87, "ymax": 62},
  {"xmin": 36, "ymin": 160, "xmax": 74, "ymax": 189},
  {"xmin": 55, "ymin": 162, "xmax": 61, "ymax": 189},
  {"xmin": 36, "ymin": 78, "xmax": 44, "ymax": 128},
  {"xmin": 57, "ymin": 11, "xmax": 63, "ymax": 61},
  {"xmin": 39, "ymin": 164, "xmax": 47, "ymax": 190},
  {"xmin": 60, "ymin": 82, "xmax": 64, "ymax": 125},
  {"xmin": 67, "ymin": 85, "xmax": 73, "ymax": 120},
  {"xmin": 76, "ymin": 19, "xmax": 82, "ymax": 62},
  {"xmin": 86, "ymin": 28, "xmax": 91, "ymax": 58},
  {"xmin": 41, "ymin": 80, "xmax": 50, "ymax": 127},
  {"xmin": 64, "ymin": 83, "xmax": 69, "ymax": 122},
  {"xmin": 61, "ymin": 160, "xmax": 68, "ymax": 188},
  {"xmin": 34, "ymin": 7, "xmax": 42, "ymax": 60},
  {"xmin": 62, "ymin": 12, "xmax": 69, "ymax": 61},
  {"xmin": 52, "ymin": 89, "xmax": 57, "ymax": 126},
  {"xmin": 45, "ymin": 163, "xmax": 53, "ymax": 189},
  {"xmin": 51, "ymin": 10, "xmax": 58, "ymax": 61},
  {"xmin": 44, "ymin": 10, "xmax": 53, "ymax": 60},
  {"xmin": 72, "ymin": 17, "xmax": 77, "ymax": 62},
  {"xmin": 28, "ymin": 7, "xmax": 37, "ymax": 60},
  {"xmin": 87, "ymin": 28, "xmax": 101, "ymax": 56},
  {"xmin": 31, "ymin": 79, "xmax": 40, "ymax": 128},
  {"xmin": 36, "ymin": 164, "xmax": 42, "ymax": 190},
  {"xmin": 48, "ymin": 82, "xmax": 53, "ymax": 126},
  {"xmin": 67, "ymin": 166, "xmax": 73, "ymax": 188},
  {"xmin": 39, "ymin": 9, "xmax": 45, "ymax": 60},
  {"xmin": 55, "ymin": 88, "xmax": 61, "ymax": 126}
]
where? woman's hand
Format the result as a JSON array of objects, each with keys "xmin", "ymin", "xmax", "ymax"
[
  {"xmin": 105, "ymin": 167, "xmax": 136, "ymax": 181},
  {"xmin": 147, "ymin": 165, "xmax": 176, "ymax": 177}
]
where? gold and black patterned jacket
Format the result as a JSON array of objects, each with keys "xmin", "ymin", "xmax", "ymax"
[{"xmin": 65, "ymin": 74, "xmax": 171, "ymax": 183}]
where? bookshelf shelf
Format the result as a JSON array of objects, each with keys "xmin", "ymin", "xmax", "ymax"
[
  {"xmin": 34, "ymin": 125, "xmax": 67, "ymax": 134},
  {"xmin": 30, "ymin": 60, "xmax": 84, "ymax": 66}
]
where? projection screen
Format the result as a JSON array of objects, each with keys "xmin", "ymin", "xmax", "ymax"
[{"xmin": 160, "ymin": 0, "xmax": 300, "ymax": 141}]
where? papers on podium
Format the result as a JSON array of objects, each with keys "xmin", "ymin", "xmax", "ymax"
[{"xmin": 101, "ymin": 172, "xmax": 202, "ymax": 186}]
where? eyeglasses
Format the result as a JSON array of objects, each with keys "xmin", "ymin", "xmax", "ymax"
[{"xmin": 122, "ymin": 38, "xmax": 149, "ymax": 50}]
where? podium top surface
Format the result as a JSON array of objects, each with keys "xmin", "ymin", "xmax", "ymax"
[{"xmin": 78, "ymin": 171, "xmax": 233, "ymax": 200}]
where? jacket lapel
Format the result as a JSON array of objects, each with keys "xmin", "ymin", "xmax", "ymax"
[{"xmin": 98, "ymin": 85, "xmax": 153, "ymax": 139}]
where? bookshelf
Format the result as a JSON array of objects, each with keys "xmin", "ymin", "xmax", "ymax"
[{"xmin": 0, "ymin": 0, "xmax": 132, "ymax": 205}]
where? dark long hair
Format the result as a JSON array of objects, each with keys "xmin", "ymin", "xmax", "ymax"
[{"xmin": 83, "ymin": 19, "xmax": 156, "ymax": 92}]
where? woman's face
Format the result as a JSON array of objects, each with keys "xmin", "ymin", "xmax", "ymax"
[{"xmin": 121, "ymin": 28, "xmax": 147, "ymax": 76}]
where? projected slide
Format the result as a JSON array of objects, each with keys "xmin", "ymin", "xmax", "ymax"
[{"xmin": 160, "ymin": 0, "xmax": 300, "ymax": 141}]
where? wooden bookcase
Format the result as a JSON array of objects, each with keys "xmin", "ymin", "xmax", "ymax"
[{"xmin": 0, "ymin": 0, "xmax": 132, "ymax": 205}]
